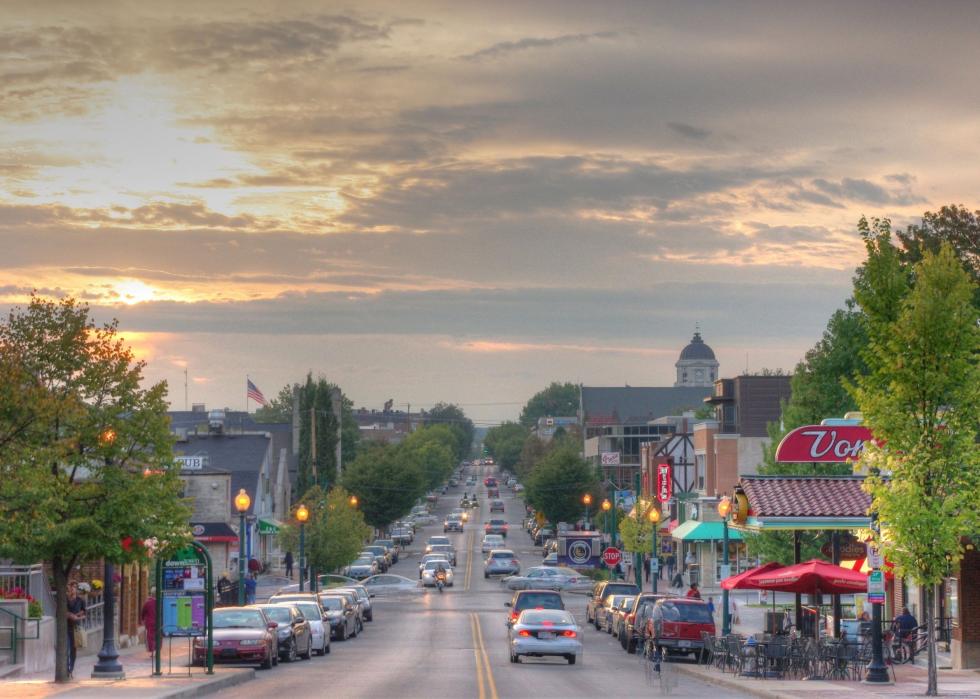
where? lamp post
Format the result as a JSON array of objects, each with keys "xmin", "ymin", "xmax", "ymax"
[
  {"xmin": 234, "ymin": 489, "xmax": 251, "ymax": 605},
  {"xmin": 647, "ymin": 506, "xmax": 661, "ymax": 594},
  {"xmin": 865, "ymin": 513, "xmax": 891, "ymax": 684},
  {"xmin": 601, "ymin": 498, "xmax": 611, "ymax": 539},
  {"xmin": 92, "ymin": 428, "xmax": 125, "ymax": 679},
  {"xmin": 296, "ymin": 504, "xmax": 309, "ymax": 592},
  {"xmin": 718, "ymin": 496, "xmax": 732, "ymax": 635},
  {"xmin": 582, "ymin": 493, "xmax": 592, "ymax": 530}
]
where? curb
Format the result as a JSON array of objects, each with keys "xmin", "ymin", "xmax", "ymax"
[
  {"xmin": 672, "ymin": 663, "xmax": 788, "ymax": 699},
  {"xmin": 157, "ymin": 669, "xmax": 255, "ymax": 699}
]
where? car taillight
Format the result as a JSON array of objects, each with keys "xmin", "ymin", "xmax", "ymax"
[
  {"xmin": 562, "ymin": 631, "xmax": 576, "ymax": 638},
  {"xmin": 518, "ymin": 630, "xmax": 531, "ymax": 637},
  {"xmin": 511, "ymin": 612, "xmax": 519, "ymax": 621}
]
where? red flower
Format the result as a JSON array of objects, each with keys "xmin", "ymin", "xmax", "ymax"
[{"xmin": 121, "ymin": 536, "xmax": 133, "ymax": 552}]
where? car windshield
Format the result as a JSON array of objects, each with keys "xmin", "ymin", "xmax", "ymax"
[
  {"xmin": 602, "ymin": 583, "xmax": 640, "ymax": 598},
  {"xmin": 520, "ymin": 610, "xmax": 574, "ymax": 625},
  {"xmin": 428, "ymin": 537, "xmax": 450, "ymax": 546},
  {"xmin": 516, "ymin": 593, "xmax": 563, "ymax": 611},
  {"xmin": 661, "ymin": 602, "xmax": 714, "ymax": 623},
  {"xmin": 319, "ymin": 597, "xmax": 344, "ymax": 611},
  {"xmin": 262, "ymin": 606, "xmax": 293, "ymax": 623},
  {"xmin": 354, "ymin": 557, "xmax": 373, "ymax": 565},
  {"xmin": 294, "ymin": 602, "xmax": 320, "ymax": 619},
  {"xmin": 490, "ymin": 520, "xmax": 506, "ymax": 525},
  {"xmin": 424, "ymin": 561, "xmax": 448, "ymax": 570},
  {"xmin": 214, "ymin": 609, "xmax": 266, "ymax": 629},
  {"xmin": 490, "ymin": 551, "xmax": 514, "ymax": 559}
]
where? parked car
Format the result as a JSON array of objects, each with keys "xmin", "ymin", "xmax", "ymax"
[
  {"xmin": 599, "ymin": 595, "xmax": 635, "ymax": 635},
  {"xmin": 392, "ymin": 527, "xmax": 413, "ymax": 546},
  {"xmin": 585, "ymin": 581, "xmax": 641, "ymax": 628},
  {"xmin": 333, "ymin": 585, "xmax": 374, "ymax": 622},
  {"xmin": 194, "ymin": 606, "xmax": 276, "ymax": 669},
  {"xmin": 484, "ymin": 549, "xmax": 521, "ymax": 578},
  {"xmin": 374, "ymin": 539, "xmax": 399, "ymax": 563},
  {"xmin": 542, "ymin": 552, "xmax": 558, "ymax": 566},
  {"xmin": 485, "ymin": 519, "xmax": 509, "ymax": 537},
  {"xmin": 503, "ymin": 566, "xmax": 590, "ymax": 592},
  {"xmin": 362, "ymin": 574, "xmax": 422, "ymax": 596},
  {"xmin": 620, "ymin": 593, "xmax": 669, "ymax": 653},
  {"xmin": 444, "ymin": 515, "xmax": 464, "ymax": 532},
  {"xmin": 420, "ymin": 560, "xmax": 455, "ymax": 587},
  {"xmin": 287, "ymin": 599, "xmax": 330, "ymax": 655},
  {"xmin": 532, "ymin": 527, "xmax": 554, "ymax": 546},
  {"xmin": 647, "ymin": 598, "xmax": 716, "ymax": 657},
  {"xmin": 505, "ymin": 589, "xmax": 565, "ymax": 627},
  {"xmin": 489, "ymin": 500, "xmax": 505, "ymax": 513},
  {"xmin": 318, "ymin": 594, "xmax": 358, "ymax": 641},
  {"xmin": 362, "ymin": 546, "xmax": 390, "ymax": 572},
  {"xmin": 253, "ymin": 603, "xmax": 313, "ymax": 662},
  {"xmin": 508, "ymin": 609, "xmax": 581, "ymax": 665},
  {"xmin": 343, "ymin": 556, "xmax": 378, "ymax": 580},
  {"xmin": 482, "ymin": 534, "xmax": 505, "ymax": 553},
  {"xmin": 322, "ymin": 589, "xmax": 364, "ymax": 630}
]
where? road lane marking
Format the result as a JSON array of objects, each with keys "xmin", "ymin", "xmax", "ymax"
[
  {"xmin": 464, "ymin": 528, "xmax": 474, "ymax": 591},
  {"xmin": 470, "ymin": 613, "xmax": 486, "ymax": 699},
  {"xmin": 470, "ymin": 612, "xmax": 498, "ymax": 699}
]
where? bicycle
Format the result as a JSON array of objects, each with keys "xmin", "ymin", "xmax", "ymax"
[{"xmin": 892, "ymin": 625, "xmax": 929, "ymax": 664}]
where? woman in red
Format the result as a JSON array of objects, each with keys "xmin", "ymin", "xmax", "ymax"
[{"xmin": 141, "ymin": 587, "xmax": 157, "ymax": 654}]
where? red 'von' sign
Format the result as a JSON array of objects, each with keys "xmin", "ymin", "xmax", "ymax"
[
  {"xmin": 774, "ymin": 425, "xmax": 873, "ymax": 463},
  {"xmin": 656, "ymin": 463, "xmax": 672, "ymax": 503}
]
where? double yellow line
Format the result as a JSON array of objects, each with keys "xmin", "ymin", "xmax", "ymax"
[
  {"xmin": 470, "ymin": 613, "xmax": 498, "ymax": 699},
  {"xmin": 463, "ymin": 528, "xmax": 475, "ymax": 591}
]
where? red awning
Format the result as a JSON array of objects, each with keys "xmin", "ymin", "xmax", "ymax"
[
  {"xmin": 751, "ymin": 559, "xmax": 868, "ymax": 594},
  {"xmin": 721, "ymin": 561, "xmax": 783, "ymax": 590}
]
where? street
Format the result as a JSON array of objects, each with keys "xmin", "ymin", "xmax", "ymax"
[{"xmin": 213, "ymin": 467, "xmax": 752, "ymax": 699}]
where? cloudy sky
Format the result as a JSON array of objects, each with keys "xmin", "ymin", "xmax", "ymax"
[{"xmin": 3, "ymin": 1, "xmax": 978, "ymax": 423}]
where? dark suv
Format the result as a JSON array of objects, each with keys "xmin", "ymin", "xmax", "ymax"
[
  {"xmin": 505, "ymin": 589, "xmax": 564, "ymax": 626},
  {"xmin": 586, "ymin": 581, "xmax": 640, "ymax": 629},
  {"xmin": 647, "ymin": 598, "xmax": 716, "ymax": 657},
  {"xmin": 485, "ymin": 519, "xmax": 509, "ymax": 537},
  {"xmin": 620, "ymin": 593, "xmax": 669, "ymax": 653}
]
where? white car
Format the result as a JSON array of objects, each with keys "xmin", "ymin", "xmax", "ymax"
[
  {"xmin": 509, "ymin": 609, "xmax": 581, "ymax": 664},
  {"xmin": 288, "ymin": 599, "xmax": 331, "ymax": 655},
  {"xmin": 482, "ymin": 534, "xmax": 505, "ymax": 553},
  {"xmin": 419, "ymin": 553, "xmax": 450, "ymax": 577},
  {"xmin": 420, "ymin": 561, "xmax": 454, "ymax": 587},
  {"xmin": 362, "ymin": 574, "xmax": 422, "ymax": 596}
]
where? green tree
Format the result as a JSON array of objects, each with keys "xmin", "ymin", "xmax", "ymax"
[
  {"xmin": 400, "ymin": 425, "xmax": 456, "ymax": 491},
  {"xmin": 851, "ymin": 240, "xmax": 979, "ymax": 696},
  {"xmin": 0, "ymin": 296, "xmax": 190, "ymax": 683},
  {"xmin": 296, "ymin": 375, "xmax": 359, "ymax": 493},
  {"xmin": 342, "ymin": 443, "xmax": 425, "ymax": 530},
  {"xmin": 483, "ymin": 422, "xmax": 529, "ymax": 473},
  {"xmin": 523, "ymin": 444, "xmax": 600, "ymax": 525},
  {"xmin": 519, "ymin": 382, "xmax": 579, "ymax": 428},
  {"xmin": 896, "ymin": 205, "xmax": 979, "ymax": 307},
  {"xmin": 278, "ymin": 485, "xmax": 370, "ymax": 574},
  {"xmin": 253, "ymin": 384, "xmax": 294, "ymax": 423},
  {"xmin": 424, "ymin": 403, "xmax": 473, "ymax": 462},
  {"xmin": 516, "ymin": 432, "xmax": 548, "ymax": 481}
]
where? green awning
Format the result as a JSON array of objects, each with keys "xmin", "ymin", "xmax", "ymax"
[
  {"xmin": 257, "ymin": 518, "xmax": 281, "ymax": 535},
  {"xmin": 671, "ymin": 520, "xmax": 743, "ymax": 542}
]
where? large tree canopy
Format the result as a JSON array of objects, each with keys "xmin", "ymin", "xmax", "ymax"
[
  {"xmin": 342, "ymin": 442, "xmax": 425, "ymax": 530},
  {"xmin": 424, "ymin": 402, "xmax": 473, "ymax": 461},
  {"xmin": 523, "ymin": 443, "xmax": 600, "ymax": 526},
  {"xmin": 277, "ymin": 485, "xmax": 371, "ymax": 575},
  {"xmin": 482, "ymin": 422, "xmax": 529, "ymax": 473},
  {"xmin": 519, "ymin": 382, "xmax": 579, "ymax": 428}
]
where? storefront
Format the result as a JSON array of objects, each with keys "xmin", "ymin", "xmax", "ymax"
[{"xmin": 671, "ymin": 519, "xmax": 746, "ymax": 586}]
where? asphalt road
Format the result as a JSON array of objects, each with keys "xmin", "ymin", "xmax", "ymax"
[{"xmin": 212, "ymin": 465, "xmax": 751, "ymax": 699}]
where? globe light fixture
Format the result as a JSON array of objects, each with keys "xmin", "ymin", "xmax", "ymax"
[
  {"xmin": 296, "ymin": 504, "xmax": 309, "ymax": 523},
  {"xmin": 349, "ymin": 495, "xmax": 359, "ymax": 507},
  {"xmin": 601, "ymin": 498, "xmax": 611, "ymax": 512},
  {"xmin": 234, "ymin": 489, "xmax": 251, "ymax": 513},
  {"xmin": 717, "ymin": 496, "xmax": 732, "ymax": 518}
]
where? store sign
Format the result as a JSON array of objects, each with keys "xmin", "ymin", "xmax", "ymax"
[
  {"xmin": 176, "ymin": 455, "xmax": 207, "ymax": 471},
  {"xmin": 600, "ymin": 452, "xmax": 621, "ymax": 466},
  {"xmin": 774, "ymin": 425, "xmax": 873, "ymax": 463},
  {"xmin": 656, "ymin": 462, "xmax": 673, "ymax": 503}
]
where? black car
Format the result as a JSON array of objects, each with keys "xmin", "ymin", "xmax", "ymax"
[
  {"xmin": 620, "ymin": 593, "xmax": 669, "ymax": 653},
  {"xmin": 253, "ymin": 604, "xmax": 313, "ymax": 662},
  {"xmin": 318, "ymin": 594, "xmax": 359, "ymax": 641},
  {"xmin": 505, "ymin": 589, "xmax": 564, "ymax": 627},
  {"xmin": 586, "ymin": 581, "xmax": 641, "ymax": 628}
]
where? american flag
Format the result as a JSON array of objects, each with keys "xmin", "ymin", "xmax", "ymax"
[{"xmin": 247, "ymin": 379, "xmax": 266, "ymax": 406}]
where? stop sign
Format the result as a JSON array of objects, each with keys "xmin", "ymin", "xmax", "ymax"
[{"xmin": 602, "ymin": 547, "xmax": 622, "ymax": 567}]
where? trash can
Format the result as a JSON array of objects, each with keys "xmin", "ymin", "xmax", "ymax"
[{"xmin": 765, "ymin": 611, "xmax": 785, "ymax": 634}]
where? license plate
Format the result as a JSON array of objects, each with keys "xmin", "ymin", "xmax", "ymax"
[
  {"xmin": 538, "ymin": 632, "xmax": 555, "ymax": 639},
  {"xmin": 678, "ymin": 640, "xmax": 692, "ymax": 648}
]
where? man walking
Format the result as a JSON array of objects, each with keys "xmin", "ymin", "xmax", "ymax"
[
  {"xmin": 284, "ymin": 551, "xmax": 294, "ymax": 579},
  {"xmin": 66, "ymin": 581, "xmax": 86, "ymax": 678}
]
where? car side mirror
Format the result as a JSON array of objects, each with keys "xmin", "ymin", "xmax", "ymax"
[
  {"xmin": 369, "ymin": 593, "xmax": 375, "ymax": 598},
  {"xmin": 268, "ymin": 621, "xmax": 278, "ymax": 629},
  {"xmin": 294, "ymin": 617, "xmax": 305, "ymax": 624},
  {"xmin": 504, "ymin": 602, "xmax": 512, "ymax": 607}
]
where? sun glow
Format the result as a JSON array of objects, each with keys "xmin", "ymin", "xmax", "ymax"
[{"xmin": 111, "ymin": 279, "xmax": 157, "ymax": 305}]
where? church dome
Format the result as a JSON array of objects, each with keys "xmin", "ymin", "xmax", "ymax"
[{"xmin": 679, "ymin": 331, "xmax": 716, "ymax": 361}]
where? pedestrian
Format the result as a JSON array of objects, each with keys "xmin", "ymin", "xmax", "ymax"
[
  {"xmin": 248, "ymin": 557, "xmax": 261, "ymax": 576},
  {"xmin": 730, "ymin": 596, "xmax": 741, "ymax": 625},
  {"xmin": 66, "ymin": 581, "xmax": 86, "ymax": 678},
  {"xmin": 284, "ymin": 551, "xmax": 294, "ymax": 579},
  {"xmin": 707, "ymin": 595, "xmax": 716, "ymax": 619},
  {"xmin": 216, "ymin": 571, "xmax": 234, "ymax": 607},
  {"xmin": 140, "ymin": 586, "xmax": 157, "ymax": 654},
  {"xmin": 658, "ymin": 555, "xmax": 665, "ymax": 581},
  {"xmin": 671, "ymin": 571, "xmax": 684, "ymax": 589},
  {"xmin": 686, "ymin": 582, "xmax": 701, "ymax": 599},
  {"xmin": 667, "ymin": 555, "xmax": 676, "ymax": 580},
  {"xmin": 244, "ymin": 572, "xmax": 257, "ymax": 605},
  {"xmin": 684, "ymin": 550, "xmax": 696, "ymax": 572}
]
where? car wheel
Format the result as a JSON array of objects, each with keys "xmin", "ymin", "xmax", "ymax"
[
  {"xmin": 567, "ymin": 654, "xmax": 576, "ymax": 665},
  {"xmin": 325, "ymin": 640, "xmax": 331, "ymax": 654},
  {"xmin": 484, "ymin": 573, "xmax": 489, "ymax": 579},
  {"xmin": 260, "ymin": 648, "xmax": 273, "ymax": 670},
  {"xmin": 284, "ymin": 639, "xmax": 297, "ymax": 663},
  {"xmin": 338, "ymin": 624, "xmax": 347, "ymax": 641},
  {"xmin": 366, "ymin": 611, "xmax": 374, "ymax": 622},
  {"xmin": 302, "ymin": 637, "xmax": 313, "ymax": 660},
  {"xmin": 272, "ymin": 648, "xmax": 279, "ymax": 666}
]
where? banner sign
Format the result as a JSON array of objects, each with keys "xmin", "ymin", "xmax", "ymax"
[
  {"xmin": 600, "ymin": 452, "xmax": 621, "ymax": 466},
  {"xmin": 656, "ymin": 462, "xmax": 673, "ymax": 503},
  {"xmin": 558, "ymin": 533, "xmax": 602, "ymax": 568},
  {"xmin": 161, "ymin": 545, "xmax": 208, "ymax": 637},
  {"xmin": 775, "ymin": 425, "xmax": 873, "ymax": 463}
]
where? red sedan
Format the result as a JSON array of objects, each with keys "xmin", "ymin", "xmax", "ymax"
[{"xmin": 193, "ymin": 607, "xmax": 277, "ymax": 669}]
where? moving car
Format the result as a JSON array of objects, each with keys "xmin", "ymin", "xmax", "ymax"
[
  {"xmin": 362, "ymin": 574, "xmax": 422, "ymax": 596},
  {"xmin": 253, "ymin": 604, "xmax": 313, "ymax": 662},
  {"xmin": 484, "ymin": 549, "xmax": 521, "ymax": 578},
  {"xmin": 318, "ymin": 594, "xmax": 358, "ymax": 641},
  {"xmin": 485, "ymin": 519, "xmax": 509, "ymax": 537},
  {"xmin": 429, "ymin": 543, "xmax": 457, "ymax": 566},
  {"xmin": 503, "ymin": 566, "xmax": 589, "ymax": 592},
  {"xmin": 482, "ymin": 534, "xmax": 505, "ymax": 553},
  {"xmin": 484, "ymin": 476, "xmax": 497, "ymax": 487},
  {"xmin": 508, "ymin": 609, "xmax": 581, "ymax": 665},
  {"xmin": 420, "ymin": 560, "xmax": 455, "ymax": 587},
  {"xmin": 487, "ymin": 488, "xmax": 500, "ymax": 498},
  {"xmin": 194, "ymin": 606, "xmax": 276, "ymax": 669},
  {"xmin": 647, "ymin": 598, "xmax": 716, "ymax": 657},
  {"xmin": 419, "ymin": 553, "xmax": 450, "ymax": 578},
  {"xmin": 505, "ymin": 589, "xmax": 565, "ymax": 626},
  {"xmin": 444, "ymin": 515, "xmax": 464, "ymax": 532},
  {"xmin": 585, "ymin": 581, "xmax": 640, "ymax": 628},
  {"xmin": 489, "ymin": 500, "xmax": 505, "ymax": 513},
  {"xmin": 425, "ymin": 535, "xmax": 452, "ymax": 553},
  {"xmin": 450, "ymin": 507, "xmax": 469, "ymax": 523}
]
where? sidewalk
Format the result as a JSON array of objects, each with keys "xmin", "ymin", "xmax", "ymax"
[
  {"xmin": 2, "ymin": 640, "xmax": 253, "ymax": 698},
  {"xmin": 675, "ymin": 658, "xmax": 980, "ymax": 698}
]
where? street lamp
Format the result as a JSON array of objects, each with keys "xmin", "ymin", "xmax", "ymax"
[
  {"xmin": 718, "ymin": 496, "xmax": 732, "ymax": 635},
  {"xmin": 601, "ymin": 499, "xmax": 611, "ymax": 539},
  {"xmin": 234, "ymin": 489, "xmax": 251, "ymax": 605},
  {"xmin": 92, "ymin": 426, "xmax": 124, "ymax": 679},
  {"xmin": 296, "ymin": 504, "xmax": 309, "ymax": 592},
  {"xmin": 348, "ymin": 495, "xmax": 358, "ymax": 508},
  {"xmin": 582, "ymin": 493, "xmax": 593, "ymax": 529},
  {"xmin": 647, "ymin": 507, "xmax": 661, "ymax": 594}
]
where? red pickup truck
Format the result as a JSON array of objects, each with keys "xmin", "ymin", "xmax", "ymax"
[{"xmin": 645, "ymin": 598, "xmax": 715, "ymax": 658}]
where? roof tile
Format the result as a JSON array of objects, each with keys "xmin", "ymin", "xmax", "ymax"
[{"xmin": 741, "ymin": 476, "xmax": 870, "ymax": 518}]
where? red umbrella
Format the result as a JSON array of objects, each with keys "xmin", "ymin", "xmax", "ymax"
[
  {"xmin": 751, "ymin": 559, "xmax": 868, "ymax": 594},
  {"xmin": 721, "ymin": 561, "xmax": 784, "ymax": 590}
]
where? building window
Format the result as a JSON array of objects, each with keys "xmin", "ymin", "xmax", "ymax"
[{"xmin": 695, "ymin": 454, "xmax": 706, "ymax": 490}]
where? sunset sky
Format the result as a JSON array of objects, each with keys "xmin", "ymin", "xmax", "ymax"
[{"xmin": 3, "ymin": 1, "xmax": 978, "ymax": 423}]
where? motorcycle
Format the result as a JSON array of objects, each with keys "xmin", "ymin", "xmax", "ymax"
[{"xmin": 435, "ymin": 570, "xmax": 447, "ymax": 593}]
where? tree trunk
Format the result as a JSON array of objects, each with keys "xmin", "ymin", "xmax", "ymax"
[
  {"xmin": 926, "ymin": 583, "xmax": 938, "ymax": 696},
  {"xmin": 53, "ymin": 557, "xmax": 68, "ymax": 683}
]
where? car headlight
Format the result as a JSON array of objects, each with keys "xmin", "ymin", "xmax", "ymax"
[{"xmin": 240, "ymin": 639, "xmax": 265, "ymax": 646}]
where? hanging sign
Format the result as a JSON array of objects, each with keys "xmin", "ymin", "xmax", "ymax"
[
  {"xmin": 656, "ymin": 462, "xmax": 673, "ymax": 503},
  {"xmin": 600, "ymin": 452, "xmax": 621, "ymax": 466},
  {"xmin": 868, "ymin": 570, "xmax": 885, "ymax": 604},
  {"xmin": 775, "ymin": 425, "xmax": 873, "ymax": 463}
]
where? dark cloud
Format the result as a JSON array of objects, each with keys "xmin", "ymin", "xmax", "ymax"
[
  {"xmin": 459, "ymin": 31, "xmax": 617, "ymax": 61},
  {"xmin": 667, "ymin": 122, "xmax": 711, "ymax": 140}
]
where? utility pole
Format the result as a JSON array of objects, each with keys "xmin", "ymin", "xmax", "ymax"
[
  {"xmin": 310, "ymin": 406, "xmax": 317, "ymax": 484},
  {"xmin": 331, "ymin": 387, "xmax": 342, "ymax": 481}
]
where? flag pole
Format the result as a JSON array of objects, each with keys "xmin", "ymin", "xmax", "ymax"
[{"xmin": 245, "ymin": 374, "xmax": 249, "ymax": 414}]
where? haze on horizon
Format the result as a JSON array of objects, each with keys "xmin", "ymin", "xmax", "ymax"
[{"xmin": 2, "ymin": 0, "xmax": 978, "ymax": 423}]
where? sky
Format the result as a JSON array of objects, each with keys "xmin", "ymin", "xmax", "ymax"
[{"xmin": 2, "ymin": 1, "xmax": 979, "ymax": 424}]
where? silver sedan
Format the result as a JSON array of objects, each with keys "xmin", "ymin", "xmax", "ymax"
[
  {"xmin": 508, "ymin": 609, "xmax": 582, "ymax": 665},
  {"xmin": 503, "ymin": 566, "xmax": 591, "ymax": 591},
  {"xmin": 420, "ymin": 561, "xmax": 454, "ymax": 587}
]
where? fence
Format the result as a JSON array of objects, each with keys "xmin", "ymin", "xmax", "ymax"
[{"xmin": 0, "ymin": 563, "xmax": 56, "ymax": 617}]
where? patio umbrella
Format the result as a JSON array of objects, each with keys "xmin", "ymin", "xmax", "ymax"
[
  {"xmin": 720, "ymin": 561, "xmax": 783, "ymax": 590},
  {"xmin": 751, "ymin": 559, "xmax": 868, "ymax": 595}
]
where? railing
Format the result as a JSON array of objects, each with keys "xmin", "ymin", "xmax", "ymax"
[
  {"xmin": 82, "ymin": 592, "xmax": 104, "ymax": 633},
  {"xmin": 0, "ymin": 564, "xmax": 56, "ymax": 617},
  {"xmin": 0, "ymin": 606, "xmax": 41, "ymax": 664}
]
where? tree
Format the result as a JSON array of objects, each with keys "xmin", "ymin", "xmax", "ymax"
[
  {"xmin": 424, "ymin": 403, "xmax": 473, "ymax": 462},
  {"xmin": 252, "ymin": 384, "xmax": 294, "ymax": 423},
  {"xmin": 277, "ymin": 485, "xmax": 370, "ymax": 574},
  {"xmin": 483, "ymin": 422, "xmax": 529, "ymax": 473},
  {"xmin": 851, "ymin": 239, "xmax": 979, "ymax": 696},
  {"xmin": 0, "ymin": 296, "xmax": 190, "ymax": 683},
  {"xmin": 896, "ymin": 205, "xmax": 979, "ymax": 307},
  {"xmin": 342, "ymin": 443, "xmax": 425, "ymax": 530},
  {"xmin": 519, "ymin": 382, "xmax": 579, "ymax": 428},
  {"xmin": 516, "ymin": 432, "xmax": 549, "ymax": 481},
  {"xmin": 523, "ymin": 444, "xmax": 600, "ymax": 525},
  {"xmin": 400, "ymin": 425, "xmax": 456, "ymax": 492},
  {"xmin": 296, "ymin": 375, "xmax": 359, "ymax": 493}
]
